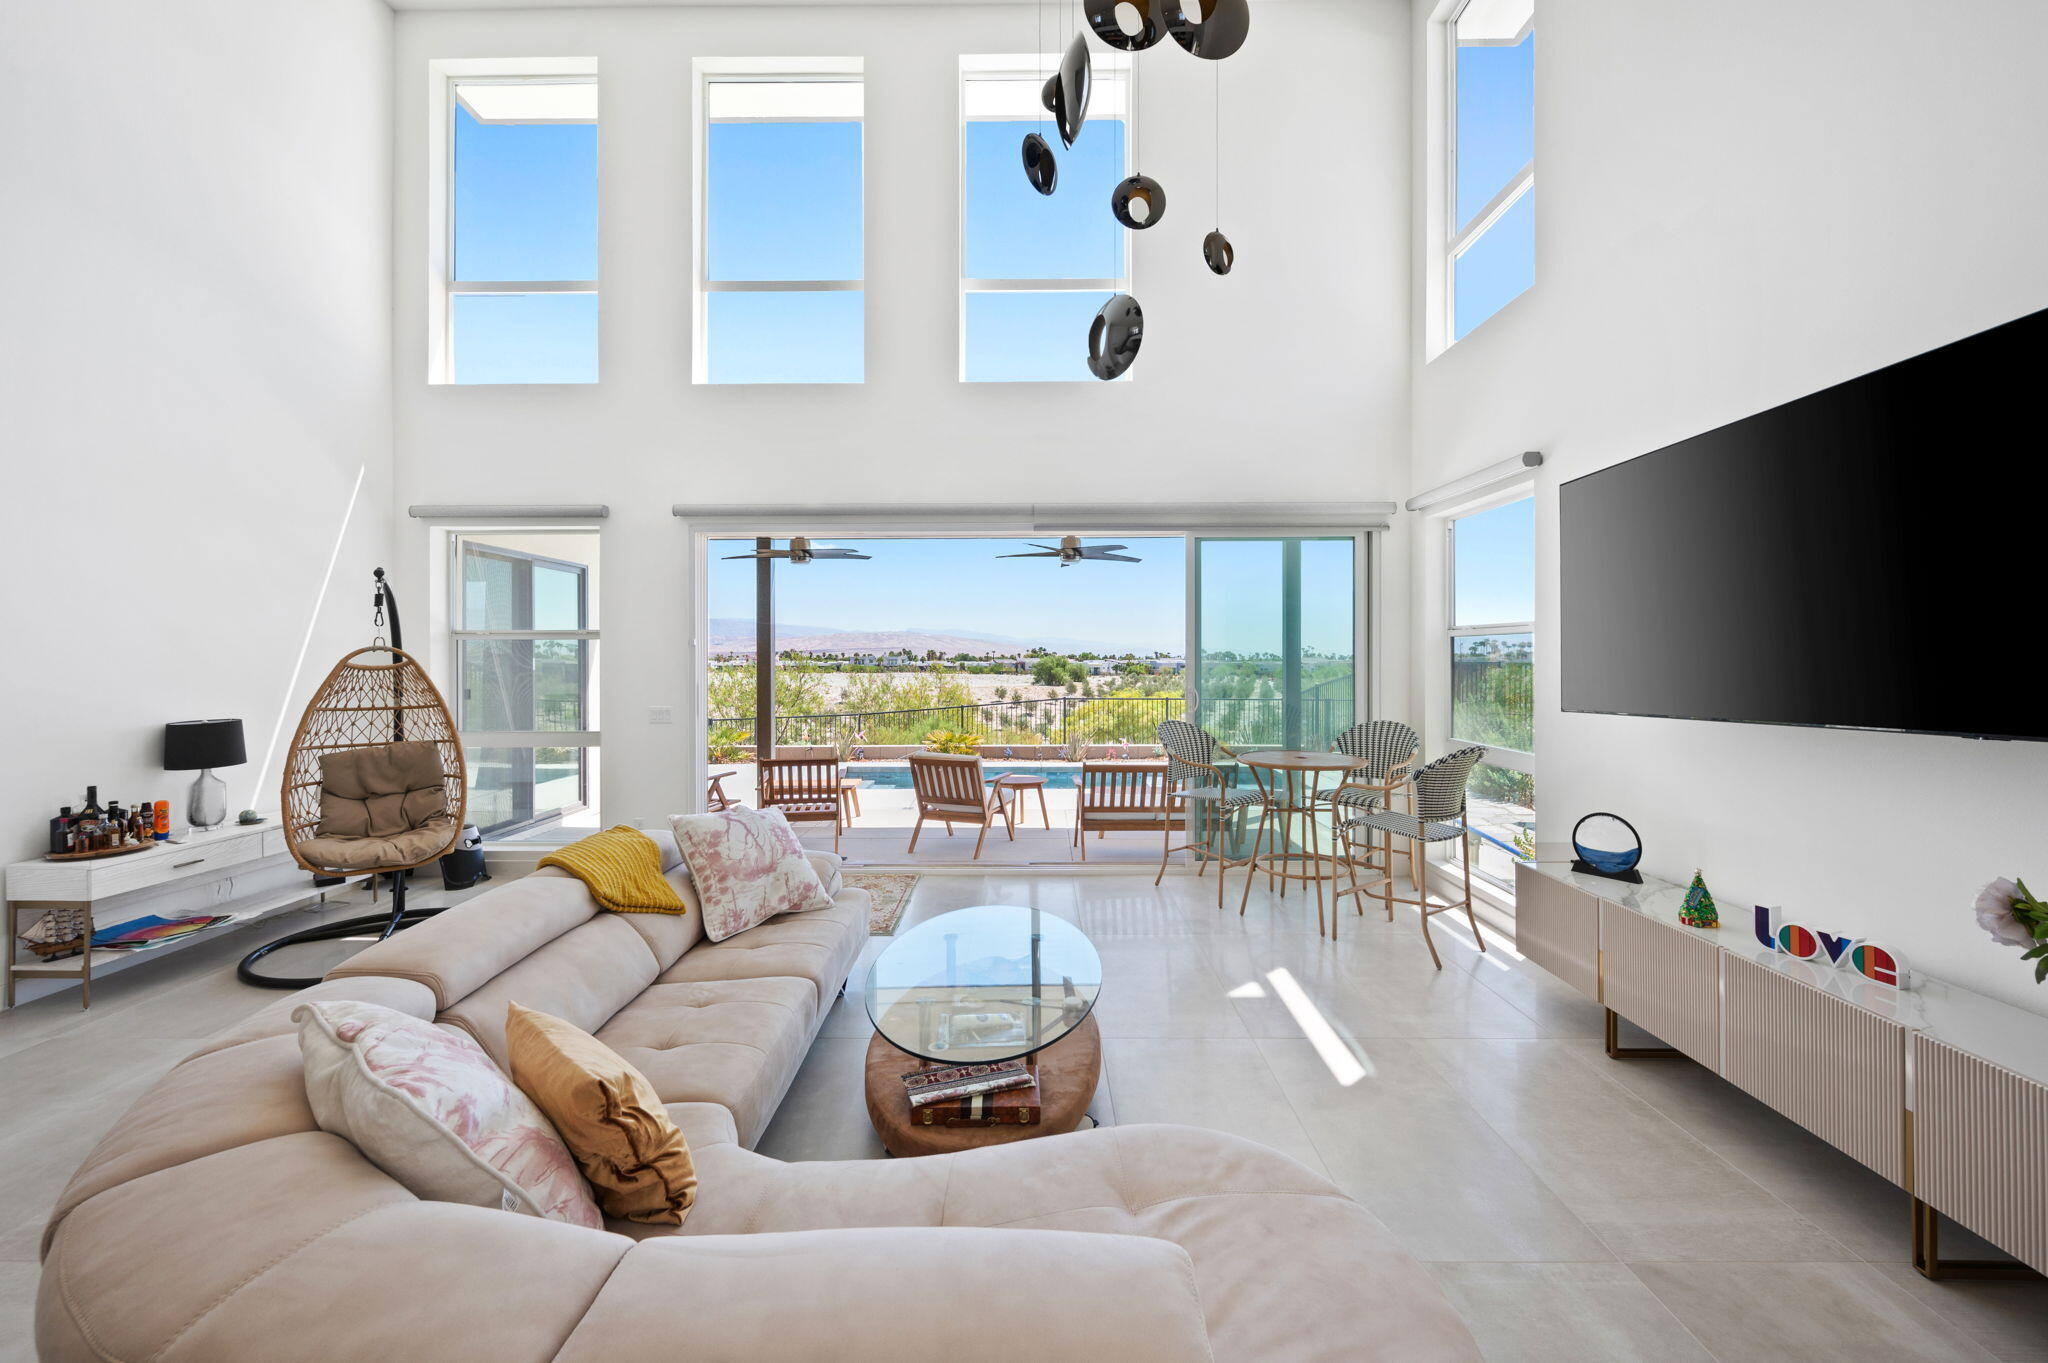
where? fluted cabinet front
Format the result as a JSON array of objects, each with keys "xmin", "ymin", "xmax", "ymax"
[
  {"xmin": 1597, "ymin": 903, "xmax": 1721, "ymax": 1069},
  {"xmin": 1912, "ymin": 1034, "xmax": 2048, "ymax": 1274}
]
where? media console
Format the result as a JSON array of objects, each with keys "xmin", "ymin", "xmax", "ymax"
[{"xmin": 1517, "ymin": 860, "xmax": 2048, "ymax": 1278}]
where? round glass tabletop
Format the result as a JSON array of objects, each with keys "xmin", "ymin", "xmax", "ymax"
[{"xmin": 865, "ymin": 905, "xmax": 1103, "ymax": 1064}]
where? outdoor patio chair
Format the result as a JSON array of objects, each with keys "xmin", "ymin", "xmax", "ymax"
[
  {"xmin": 1073, "ymin": 760, "xmax": 1182, "ymax": 867},
  {"xmin": 757, "ymin": 755, "xmax": 844, "ymax": 851},
  {"xmin": 1156, "ymin": 719, "xmax": 1266, "ymax": 904},
  {"xmin": 1335, "ymin": 744, "xmax": 1489, "ymax": 969},
  {"xmin": 1318, "ymin": 719, "xmax": 1420, "ymax": 884},
  {"xmin": 906, "ymin": 752, "xmax": 1015, "ymax": 859}
]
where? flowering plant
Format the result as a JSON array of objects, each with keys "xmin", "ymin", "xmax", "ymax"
[{"xmin": 1974, "ymin": 878, "xmax": 2048, "ymax": 983}]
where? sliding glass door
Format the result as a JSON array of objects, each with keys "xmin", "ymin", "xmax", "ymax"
[{"xmin": 1190, "ymin": 538, "xmax": 1358, "ymax": 751}]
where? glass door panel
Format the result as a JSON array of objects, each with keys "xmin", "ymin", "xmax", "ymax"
[{"xmin": 1191, "ymin": 537, "xmax": 1358, "ymax": 752}]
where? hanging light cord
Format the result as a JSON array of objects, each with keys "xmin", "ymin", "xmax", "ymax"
[{"xmin": 1214, "ymin": 60, "xmax": 1221, "ymax": 230}]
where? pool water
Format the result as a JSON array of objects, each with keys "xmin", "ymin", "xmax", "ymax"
[{"xmin": 848, "ymin": 763, "xmax": 1083, "ymax": 791}]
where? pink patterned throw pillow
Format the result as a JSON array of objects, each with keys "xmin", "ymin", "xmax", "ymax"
[
  {"xmin": 668, "ymin": 806, "xmax": 833, "ymax": 941},
  {"xmin": 294, "ymin": 999, "xmax": 602, "ymax": 1229}
]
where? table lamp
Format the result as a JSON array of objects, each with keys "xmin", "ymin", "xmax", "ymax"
[{"xmin": 163, "ymin": 719, "xmax": 246, "ymax": 831}]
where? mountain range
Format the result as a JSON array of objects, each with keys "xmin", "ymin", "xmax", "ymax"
[{"xmin": 706, "ymin": 619, "xmax": 1171, "ymax": 657}]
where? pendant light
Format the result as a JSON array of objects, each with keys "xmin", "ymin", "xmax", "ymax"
[
  {"xmin": 1163, "ymin": 0, "xmax": 1250, "ymax": 61},
  {"xmin": 1110, "ymin": 47, "xmax": 1165, "ymax": 229},
  {"xmin": 1022, "ymin": 0, "xmax": 1058, "ymax": 193},
  {"xmin": 1088, "ymin": 294, "xmax": 1144, "ymax": 380},
  {"xmin": 1045, "ymin": 29, "xmax": 1092, "ymax": 147},
  {"xmin": 1203, "ymin": 61, "xmax": 1233, "ymax": 273},
  {"xmin": 1087, "ymin": 0, "xmax": 1163, "ymax": 52}
]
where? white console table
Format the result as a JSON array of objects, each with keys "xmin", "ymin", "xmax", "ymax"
[
  {"xmin": 4, "ymin": 822, "xmax": 329, "ymax": 1009},
  {"xmin": 1517, "ymin": 860, "xmax": 2048, "ymax": 1279}
]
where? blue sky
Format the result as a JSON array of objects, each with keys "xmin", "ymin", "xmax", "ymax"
[
  {"xmin": 1453, "ymin": 32, "xmax": 1535, "ymax": 340},
  {"xmin": 711, "ymin": 537, "xmax": 1186, "ymax": 653},
  {"xmin": 1453, "ymin": 496, "xmax": 1535, "ymax": 626}
]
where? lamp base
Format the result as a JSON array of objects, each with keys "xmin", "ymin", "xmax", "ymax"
[{"xmin": 186, "ymin": 769, "xmax": 227, "ymax": 831}]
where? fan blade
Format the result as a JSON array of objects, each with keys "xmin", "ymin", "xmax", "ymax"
[
  {"xmin": 1088, "ymin": 553, "xmax": 1142, "ymax": 563},
  {"xmin": 810, "ymin": 550, "xmax": 872, "ymax": 560},
  {"xmin": 996, "ymin": 552, "xmax": 1062, "ymax": 558},
  {"xmin": 1087, "ymin": 544, "xmax": 1128, "ymax": 552},
  {"xmin": 720, "ymin": 551, "xmax": 781, "ymax": 559}
]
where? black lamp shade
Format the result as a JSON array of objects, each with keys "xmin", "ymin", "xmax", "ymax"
[{"xmin": 164, "ymin": 718, "xmax": 246, "ymax": 771}]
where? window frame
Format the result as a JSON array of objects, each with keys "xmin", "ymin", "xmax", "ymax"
[
  {"xmin": 1444, "ymin": 493, "xmax": 1536, "ymax": 890},
  {"xmin": 958, "ymin": 54, "xmax": 1132, "ymax": 383},
  {"xmin": 692, "ymin": 59, "xmax": 866, "ymax": 385},
  {"xmin": 445, "ymin": 529, "xmax": 602, "ymax": 840},
  {"xmin": 427, "ymin": 60, "xmax": 601, "ymax": 386},
  {"xmin": 1432, "ymin": 0, "xmax": 1534, "ymax": 354}
]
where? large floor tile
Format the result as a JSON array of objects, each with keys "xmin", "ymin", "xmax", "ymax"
[
  {"xmin": 1260, "ymin": 1037, "xmax": 1610, "ymax": 1263},
  {"xmin": 1100, "ymin": 1037, "xmax": 1328, "ymax": 1176},
  {"xmin": 1200, "ymin": 930, "xmax": 1551, "ymax": 1040},
  {"xmin": 0, "ymin": 1262, "xmax": 38, "ymax": 1363},
  {"xmin": 1087, "ymin": 939, "xmax": 1249, "ymax": 1038},
  {"xmin": 1427, "ymin": 1261, "xmax": 1712, "ymax": 1362},
  {"xmin": 1424, "ymin": 1038, "xmax": 1856, "ymax": 1262},
  {"xmin": 1871, "ymin": 1261, "xmax": 2048, "ymax": 1362},
  {"xmin": 1634, "ymin": 1260, "xmax": 2000, "ymax": 1362},
  {"xmin": 755, "ymin": 1035, "xmax": 886, "ymax": 1163}
]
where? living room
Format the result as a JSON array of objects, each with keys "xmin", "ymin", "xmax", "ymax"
[{"xmin": 5, "ymin": 1, "xmax": 2047, "ymax": 1360}]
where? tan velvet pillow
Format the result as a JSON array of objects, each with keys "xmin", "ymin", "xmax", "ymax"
[{"xmin": 505, "ymin": 1002, "xmax": 697, "ymax": 1226}]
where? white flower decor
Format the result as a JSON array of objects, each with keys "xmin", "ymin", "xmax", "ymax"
[{"xmin": 1974, "ymin": 877, "xmax": 2048, "ymax": 983}]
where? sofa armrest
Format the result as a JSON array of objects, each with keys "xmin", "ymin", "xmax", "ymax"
[
  {"xmin": 557, "ymin": 1226, "xmax": 1215, "ymax": 1361},
  {"xmin": 805, "ymin": 849, "xmax": 844, "ymax": 897}
]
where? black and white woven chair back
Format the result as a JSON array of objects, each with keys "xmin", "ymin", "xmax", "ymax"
[
  {"xmin": 1333, "ymin": 720, "xmax": 1419, "ymax": 782},
  {"xmin": 1411, "ymin": 745, "xmax": 1488, "ymax": 823},
  {"xmin": 1156, "ymin": 719, "xmax": 1219, "ymax": 785}
]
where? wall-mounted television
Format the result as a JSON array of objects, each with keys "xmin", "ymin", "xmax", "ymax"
[{"xmin": 1560, "ymin": 305, "xmax": 2048, "ymax": 742}]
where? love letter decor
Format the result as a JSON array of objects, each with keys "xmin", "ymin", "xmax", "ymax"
[{"xmin": 1752, "ymin": 906, "xmax": 1908, "ymax": 988}]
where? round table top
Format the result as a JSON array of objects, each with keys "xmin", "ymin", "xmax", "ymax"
[
  {"xmin": 866, "ymin": 905, "xmax": 1102, "ymax": 1065},
  {"xmin": 988, "ymin": 772, "xmax": 1048, "ymax": 786},
  {"xmin": 1241, "ymin": 749, "xmax": 1370, "ymax": 771}
]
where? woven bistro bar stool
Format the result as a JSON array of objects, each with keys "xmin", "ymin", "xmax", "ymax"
[
  {"xmin": 1335, "ymin": 745, "xmax": 1488, "ymax": 968},
  {"xmin": 1155, "ymin": 720, "xmax": 1266, "ymax": 906},
  {"xmin": 1315, "ymin": 720, "xmax": 1420, "ymax": 886}
]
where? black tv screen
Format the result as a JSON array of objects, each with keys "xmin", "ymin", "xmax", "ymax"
[{"xmin": 1561, "ymin": 306, "xmax": 2048, "ymax": 742}]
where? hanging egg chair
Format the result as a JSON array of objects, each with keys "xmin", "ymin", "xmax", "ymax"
[{"xmin": 238, "ymin": 570, "xmax": 467, "ymax": 988}]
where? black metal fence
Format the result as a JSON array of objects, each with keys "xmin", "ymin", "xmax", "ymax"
[{"xmin": 708, "ymin": 693, "xmax": 1357, "ymax": 756}]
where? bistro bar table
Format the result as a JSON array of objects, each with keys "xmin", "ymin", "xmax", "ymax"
[{"xmin": 1237, "ymin": 749, "xmax": 1373, "ymax": 937}]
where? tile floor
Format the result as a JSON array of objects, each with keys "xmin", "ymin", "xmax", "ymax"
[{"xmin": 3, "ymin": 870, "xmax": 2044, "ymax": 1361}]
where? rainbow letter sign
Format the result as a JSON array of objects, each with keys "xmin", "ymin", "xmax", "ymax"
[{"xmin": 1753, "ymin": 906, "xmax": 1908, "ymax": 988}]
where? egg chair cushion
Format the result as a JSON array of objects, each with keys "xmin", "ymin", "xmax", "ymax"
[
  {"xmin": 297, "ymin": 818, "xmax": 462, "ymax": 872},
  {"xmin": 318, "ymin": 740, "xmax": 449, "ymax": 838}
]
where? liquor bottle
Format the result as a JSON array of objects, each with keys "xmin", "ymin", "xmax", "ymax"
[
  {"xmin": 50, "ymin": 807, "xmax": 73, "ymax": 855},
  {"xmin": 153, "ymin": 800, "xmax": 170, "ymax": 841},
  {"xmin": 79, "ymin": 786, "xmax": 103, "ymax": 823},
  {"xmin": 106, "ymin": 799, "xmax": 126, "ymax": 843}
]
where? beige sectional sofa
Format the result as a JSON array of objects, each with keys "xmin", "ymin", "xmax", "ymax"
[{"xmin": 37, "ymin": 836, "xmax": 1479, "ymax": 1362}]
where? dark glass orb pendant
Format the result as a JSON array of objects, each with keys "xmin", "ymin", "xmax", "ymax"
[
  {"xmin": 1087, "ymin": 0, "xmax": 1163, "ymax": 52},
  {"xmin": 1163, "ymin": 0, "xmax": 1250, "ymax": 60},
  {"xmin": 1088, "ymin": 293, "xmax": 1144, "ymax": 380},
  {"xmin": 1203, "ymin": 229, "xmax": 1234, "ymax": 275},
  {"xmin": 1110, "ymin": 174, "xmax": 1166, "ymax": 229},
  {"xmin": 1022, "ymin": 133, "xmax": 1058, "ymax": 195},
  {"xmin": 1044, "ymin": 32, "xmax": 1093, "ymax": 148}
]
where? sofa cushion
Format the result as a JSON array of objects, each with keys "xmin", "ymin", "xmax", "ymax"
[
  {"xmin": 508, "ymin": 1003, "xmax": 698, "ymax": 1227},
  {"xmin": 595, "ymin": 977, "xmax": 816, "ymax": 1147},
  {"xmin": 295, "ymin": 999, "xmax": 601, "ymax": 1229},
  {"xmin": 655, "ymin": 889, "xmax": 868, "ymax": 1014},
  {"xmin": 667, "ymin": 807, "xmax": 832, "ymax": 942},
  {"xmin": 438, "ymin": 912, "xmax": 661, "ymax": 1065}
]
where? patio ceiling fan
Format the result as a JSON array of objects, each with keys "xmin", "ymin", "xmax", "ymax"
[
  {"xmin": 998, "ymin": 535, "xmax": 1141, "ymax": 567},
  {"xmin": 721, "ymin": 537, "xmax": 871, "ymax": 565}
]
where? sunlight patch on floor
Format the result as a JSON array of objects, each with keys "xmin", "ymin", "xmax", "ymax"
[{"xmin": 1265, "ymin": 967, "xmax": 1370, "ymax": 1086}]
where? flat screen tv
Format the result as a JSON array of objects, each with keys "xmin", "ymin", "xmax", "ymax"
[{"xmin": 1561, "ymin": 306, "xmax": 2048, "ymax": 742}]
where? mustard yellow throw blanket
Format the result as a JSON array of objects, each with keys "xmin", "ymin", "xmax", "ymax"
[{"xmin": 538, "ymin": 826, "xmax": 687, "ymax": 915}]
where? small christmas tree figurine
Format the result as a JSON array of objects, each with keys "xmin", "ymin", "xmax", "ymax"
[{"xmin": 1680, "ymin": 870, "xmax": 1719, "ymax": 928}]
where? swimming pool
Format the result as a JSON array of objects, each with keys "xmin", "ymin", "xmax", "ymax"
[{"xmin": 847, "ymin": 762, "xmax": 1085, "ymax": 790}]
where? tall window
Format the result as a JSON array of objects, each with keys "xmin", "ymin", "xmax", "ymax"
[
  {"xmin": 450, "ymin": 530, "xmax": 600, "ymax": 840},
  {"xmin": 1445, "ymin": 0, "xmax": 1533, "ymax": 344},
  {"xmin": 960, "ymin": 56, "xmax": 1129, "ymax": 382},
  {"xmin": 1449, "ymin": 497, "xmax": 1534, "ymax": 887},
  {"xmin": 697, "ymin": 64, "xmax": 864, "ymax": 383},
  {"xmin": 439, "ymin": 71, "xmax": 599, "ymax": 384}
]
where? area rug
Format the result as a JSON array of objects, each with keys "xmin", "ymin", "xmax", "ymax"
[{"xmin": 846, "ymin": 873, "xmax": 918, "ymax": 935}]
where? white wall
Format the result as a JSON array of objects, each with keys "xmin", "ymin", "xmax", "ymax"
[
  {"xmin": 1408, "ymin": 0, "xmax": 2048, "ymax": 1012},
  {"xmin": 0, "ymin": 0, "xmax": 394, "ymax": 865},
  {"xmin": 391, "ymin": 2, "xmax": 1416, "ymax": 832}
]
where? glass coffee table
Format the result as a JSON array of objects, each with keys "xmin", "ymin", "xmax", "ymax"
[{"xmin": 862, "ymin": 904, "xmax": 1104, "ymax": 1156}]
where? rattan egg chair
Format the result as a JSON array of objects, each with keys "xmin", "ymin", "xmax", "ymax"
[{"xmin": 238, "ymin": 570, "xmax": 467, "ymax": 988}]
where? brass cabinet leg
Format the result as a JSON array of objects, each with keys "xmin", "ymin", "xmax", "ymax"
[
  {"xmin": 1604, "ymin": 1008, "xmax": 1684, "ymax": 1059},
  {"xmin": 1912, "ymin": 1197, "xmax": 2046, "ymax": 1280}
]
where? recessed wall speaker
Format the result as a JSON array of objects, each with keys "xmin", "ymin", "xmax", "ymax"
[
  {"xmin": 1045, "ymin": 32, "xmax": 1092, "ymax": 147},
  {"xmin": 1088, "ymin": 294, "xmax": 1144, "ymax": 380},
  {"xmin": 1088, "ymin": 0, "xmax": 1163, "ymax": 52},
  {"xmin": 1163, "ymin": 0, "xmax": 1250, "ymax": 60},
  {"xmin": 1110, "ymin": 174, "xmax": 1166, "ymax": 229},
  {"xmin": 1022, "ymin": 133, "xmax": 1058, "ymax": 194},
  {"xmin": 1203, "ymin": 229, "xmax": 1234, "ymax": 275}
]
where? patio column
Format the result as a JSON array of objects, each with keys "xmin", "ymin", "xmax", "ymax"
[{"xmin": 755, "ymin": 536, "xmax": 775, "ymax": 762}]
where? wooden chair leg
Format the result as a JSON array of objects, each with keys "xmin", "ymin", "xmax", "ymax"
[
  {"xmin": 907, "ymin": 816, "xmax": 924, "ymax": 854},
  {"xmin": 1238, "ymin": 806, "xmax": 1270, "ymax": 917},
  {"xmin": 1078, "ymin": 822, "xmax": 1088, "ymax": 860},
  {"xmin": 1036, "ymin": 787, "xmax": 1049, "ymax": 829},
  {"xmin": 1420, "ymin": 902, "xmax": 1443, "ymax": 970},
  {"xmin": 973, "ymin": 820, "xmax": 990, "ymax": 860}
]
